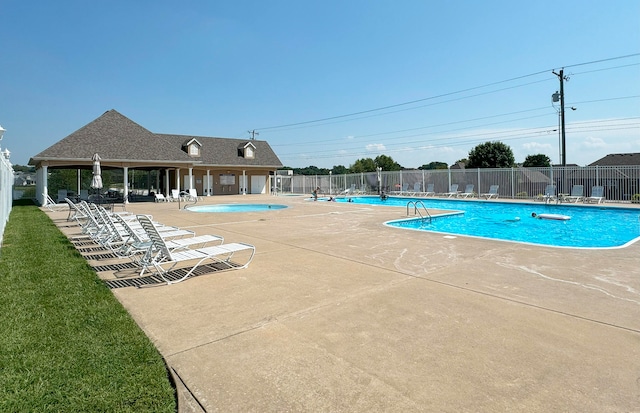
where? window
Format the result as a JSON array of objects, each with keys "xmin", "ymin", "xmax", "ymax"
[
  {"xmin": 239, "ymin": 142, "xmax": 256, "ymax": 159},
  {"xmin": 189, "ymin": 144, "xmax": 200, "ymax": 156}
]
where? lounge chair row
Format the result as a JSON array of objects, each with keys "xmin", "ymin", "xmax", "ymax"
[
  {"xmin": 537, "ymin": 185, "xmax": 605, "ymax": 204},
  {"xmin": 384, "ymin": 183, "xmax": 499, "ymax": 199},
  {"xmin": 64, "ymin": 199, "xmax": 255, "ymax": 285},
  {"xmin": 382, "ymin": 183, "xmax": 606, "ymax": 203},
  {"xmin": 154, "ymin": 188, "xmax": 202, "ymax": 202}
]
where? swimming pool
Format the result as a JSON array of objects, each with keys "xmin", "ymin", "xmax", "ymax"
[
  {"xmin": 336, "ymin": 196, "xmax": 640, "ymax": 248},
  {"xmin": 187, "ymin": 204, "xmax": 288, "ymax": 213}
]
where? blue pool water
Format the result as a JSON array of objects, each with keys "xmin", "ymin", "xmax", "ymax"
[
  {"xmin": 335, "ymin": 196, "xmax": 640, "ymax": 248},
  {"xmin": 187, "ymin": 204, "xmax": 287, "ymax": 213}
]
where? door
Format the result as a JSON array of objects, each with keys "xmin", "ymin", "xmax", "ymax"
[{"xmin": 251, "ymin": 175, "xmax": 266, "ymax": 194}]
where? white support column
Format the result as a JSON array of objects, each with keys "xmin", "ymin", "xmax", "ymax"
[
  {"xmin": 175, "ymin": 168, "xmax": 180, "ymax": 191},
  {"xmin": 164, "ymin": 170, "xmax": 170, "ymax": 197},
  {"xmin": 188, "ymin": 167, "xmax": 194, "ymax": 190},
  {"xmin": 41, "ymin": 165, "xmax": 49, "ymax": 205},
  {"xmin": 206, "ymin": 170, "xmax": 211, "ymax": 196},
  {"xmin": 242, "ymin": 170, "xmax": 246, "ymax": 195},
  {"xmin": 123, "ymin": 166, "xmax": 129, "ymax": 203}
]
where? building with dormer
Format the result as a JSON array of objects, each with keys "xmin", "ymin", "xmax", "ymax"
[{"xmin": 29, "ymin": 110, "xmax": 283, "ymax": 205}]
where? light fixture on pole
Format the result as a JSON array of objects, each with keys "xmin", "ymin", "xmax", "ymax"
[{"xmin": 376, "ymin": 167, "xmax": 382, "ymax": 194}]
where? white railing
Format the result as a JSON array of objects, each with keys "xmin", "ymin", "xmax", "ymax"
[
  {"xmin": 282, "ymin": 165, "xmax": 640, "ymax": 203},
  {"xmin": 0, "ymin": 151, "xmax": 14, "ymax": 249}
]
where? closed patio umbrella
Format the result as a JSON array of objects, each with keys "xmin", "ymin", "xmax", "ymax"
[{"xmin": 90, "ymin": 153, "xmax": 103, "ymax": 191}]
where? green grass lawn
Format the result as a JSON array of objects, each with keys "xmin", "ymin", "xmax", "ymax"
[{"xmin": 0, "ymin": 201, "xmax": 176, "ymax": 412}]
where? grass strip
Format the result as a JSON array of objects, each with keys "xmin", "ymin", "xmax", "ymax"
[{"xmin": 0, "ymin": 202, "xmax": 176, "ymax": 412}]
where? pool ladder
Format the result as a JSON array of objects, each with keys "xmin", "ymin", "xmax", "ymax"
[{"xmin": 406, "ymin": 201, "xmax": 432, "ymax": 224}]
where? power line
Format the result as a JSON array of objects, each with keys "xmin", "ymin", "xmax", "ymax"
[
  {"xmin": 275, "ymin": 119, "xmax": 640, "ymax": 161},
  {"xmin": 254, "ymin": 53, "xmax": 640, "ymax": 132},
  {"xmin": 269, "ymin": 95, "xmax": 640, "ymax": 149}
]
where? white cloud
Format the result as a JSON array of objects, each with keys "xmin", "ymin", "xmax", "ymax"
[
  {"xmin": 522, "ymin": 142, "xmax": 553, "ymax": 151},
  {"xmin": 581, "ymin": 136, "xmax": 606, "ymax": 149},
  {"xmin": 366, "ymin": 143, "xmax": 386, "ymax": 151}
]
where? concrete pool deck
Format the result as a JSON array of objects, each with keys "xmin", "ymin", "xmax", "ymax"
[{"xmin": 49, "ymin": 195, "xmax": 640, "ymax": 412}]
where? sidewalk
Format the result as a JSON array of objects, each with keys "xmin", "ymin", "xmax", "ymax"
[{"xmin": 52, "ymin": 195, "xmax": 640, "ymax": 412}]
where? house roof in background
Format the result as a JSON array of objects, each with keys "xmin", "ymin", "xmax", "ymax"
[{"xmin": 588, "ymin": 153, "xmax": 640, "ymax": 166}]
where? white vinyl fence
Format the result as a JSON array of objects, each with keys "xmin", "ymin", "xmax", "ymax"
[
  {"xmin": 278, "ymin": 165, "xmax": 640, "ymax": 203},
  {"xmin": 0, "ymin": 151, "xmax": 14, "ymax": 250}
]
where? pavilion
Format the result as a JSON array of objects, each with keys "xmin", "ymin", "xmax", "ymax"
[{"xmin": 29, "ymin": 110, "xmax": 283, "ymax": 204}]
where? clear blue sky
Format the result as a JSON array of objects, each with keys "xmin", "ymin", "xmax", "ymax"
[{"xmin": 1, "ymin": 0, "xmax": 639, "ymax": 168}]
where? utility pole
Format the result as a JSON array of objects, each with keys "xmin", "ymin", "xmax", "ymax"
[
  {"xmin": 248, "ymin": 130, "xmax": 259, "ymax": 140},
  {"xmin": 552, "ymin": 69, "xmax": 568, "ymax": 166}
]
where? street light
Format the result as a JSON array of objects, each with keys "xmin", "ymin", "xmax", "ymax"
[
  {"xmin": 376, "ymin": 167, "xmax": 382, "ymax": 194},
  {"xmin": 0, "ymin": 125, "xmax": 5, "ymax": 150}
]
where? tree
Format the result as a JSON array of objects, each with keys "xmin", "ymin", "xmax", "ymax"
[
  {"xmin": 419, "ymin": 161, "xmax": 448, "ymax": 170},
  {"xmin": 374, "ymin": 155, "xmax": 402, "ymax": 171},
  {"xmin": 467, "ymin": 141, "xmax": 515, "ymax": 168},
  {"xmin": 12, "ymin": 164, "xmax": 35, "ymax": 173},
  {"xmin": 331, "ymin": 165, "xmax": 349, "ymax": 174},
  {"xmin": 453, "ymin": 158, "xmax": 468, "ymax": 168},
  {"xmin": 350, "ymin": 158, "xmax": 377, "ymax": 173},
  {"xmin": 522, "ymin": 154, "xmax": 551, "ymax": 167},
  {"xmin": 292, "ymin": 165, "xmax": 329, "ymax": 175}
]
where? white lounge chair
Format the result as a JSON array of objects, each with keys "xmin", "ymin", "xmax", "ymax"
[
  {"xmin": 169, "ymin": 189, "xmax": 181, "ymax": 202},
  {"xmin": 407, "ymin": 182, "xmax": 422, "ymax": 196},
  {"xmin": 442, "ymin": 184, "xmax": 459, "ymax": 198},
  {"xmin": 423, "ymin": 183, "xmax": 435, "ymax": 197},
  {"xmin": 391, "ymin": 183, "xmax": 409, "ymax": 195},
  {"xmin": 155, "ymin": 193, "xmax": 168, "ymax": 202},
  {"xmin": 562, "ymin": 185, "xmax": 584, "ymax": 203},
  {"xmin": 457, "ymin": 184, "xmax": 475, "ymax": 198},
  {"xmin": 111, "ymin": 213, "xmax": 224, "ymax": 268},
  {"xmin": 584, "ymin": 186, "xmax": 605, "ymax": 204},
  {"xmin": 136, "ymin": 214, "xmax": 255, "ymax": 285},
  {"xmin": 43, "ymin": 193, "xmax": 68, "ymax": 212},
  {"xmin": 342, "ymin": 184, "xmax": 356, "ymax": 195},
  {"xmin": 480, "ymin": 185, "xmax": 499, "ymax": 199},
  {"xmin": 187, "ymin": 188, "xmax": 202, "ymax": 202},
  {"xmin": 541, "ymin": 185, "xmax": 557, "ymax": 204},
  {"xmin": 65, "ymin": 197, "xmax": 89, "ymax": 222}
]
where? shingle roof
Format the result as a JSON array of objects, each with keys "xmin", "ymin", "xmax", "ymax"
[
  {"xmin": 158, "ymin": 134, "xmax": 282, "ymax": 168},
  {"xmin": 29, "ymin": 109, "xmax": 283, "ymax": 168},
  {"xmin": 588, "ymin": 153, "xmax": 640, "ymax": 166},
  {"xmin": 30, "ymin": 110, "xmax": 193, "ymax": 163}
]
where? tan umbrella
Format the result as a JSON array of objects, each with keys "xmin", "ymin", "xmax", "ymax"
[{"xmin": 90, "ymin": 153, "xmax": 103, "ymax": 190}]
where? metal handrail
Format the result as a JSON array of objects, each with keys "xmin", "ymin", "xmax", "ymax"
[{"xmin": 406, "ymin": 201, "xmax": 431, "ymax": 224}]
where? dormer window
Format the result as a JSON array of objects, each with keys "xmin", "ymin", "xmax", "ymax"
[
  {"xmin": 238, "ymin": 142, "xmax": 256, "ymax": 159},
  {"xmin": 183, "ymin": 138, "xmax": 202, "ymax": 157}
]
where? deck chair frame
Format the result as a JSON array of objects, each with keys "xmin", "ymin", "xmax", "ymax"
[{"xmin": 136, "ymin": 215, "xmax": 254, "ymax": 285}]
